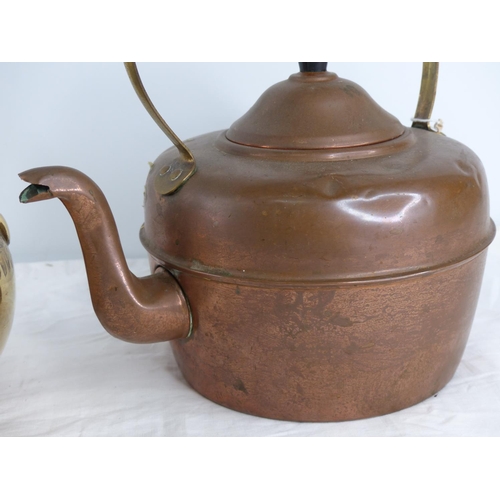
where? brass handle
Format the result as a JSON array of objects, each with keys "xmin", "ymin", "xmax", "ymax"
[
  {"xmin": 412, "ymin": 62, "xmax": 440, "ymax": 131},
  {"xmin": 124, "ymin": 62, "xmax": 196, "ymax": 195}
]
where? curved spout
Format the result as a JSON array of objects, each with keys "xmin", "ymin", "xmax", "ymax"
[{"xmin": 19, "ymin": 166, "xmax": 191, "ymax": 344}]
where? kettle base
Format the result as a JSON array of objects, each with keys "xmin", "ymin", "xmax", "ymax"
[{"xmin": 168, "ymin": 251, "xmax": 486, "ymax": 422}]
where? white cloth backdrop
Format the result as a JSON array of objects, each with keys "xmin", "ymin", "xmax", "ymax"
[{"xmin": 1, "ymin": 245, "xmax": 499, "ymax": 436}]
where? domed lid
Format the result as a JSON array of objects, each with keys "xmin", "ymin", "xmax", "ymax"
[{"xmin": 226, "ymin": 62, "xmax": 405, "ymax": 150}]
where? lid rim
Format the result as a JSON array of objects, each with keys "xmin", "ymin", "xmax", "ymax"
[
  {"xmin": 216, "ymin": 128, "xmax": 415, "ymax": 162},
  {"xmin": 225, "ymin": 129, "xmax": 407, "ymax": 151}
]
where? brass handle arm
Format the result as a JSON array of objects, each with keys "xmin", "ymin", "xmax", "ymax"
[
  {"xmin": 412, "ymin": 62, "xmax": 440, "ymax": 131},
  {"xmin": 124, "ymin": 63, "xmax": 197, "ymax": 195},
  {"xmin": 124, "ymin": 62, "xmax": 194, "ymax": 162}
]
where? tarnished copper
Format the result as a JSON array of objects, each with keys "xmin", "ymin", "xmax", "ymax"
[
  {"xmin": 169, "ymin": 251, "xmax": 487, "ymax": 421},
  {"xmin": 19, "ymin": 63, "xmax": 495, "ymax": 421},
  {"xmin": 0, "ymin": 214, "xmax": 14, "ymax": 354}
]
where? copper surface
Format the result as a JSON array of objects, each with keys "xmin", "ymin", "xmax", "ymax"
[
  {"xmin": 142, "ymin": 129, "xmax": 495, "ymax": 283},
  {"xmin": 19, "ymin": 63, "xmax": 495, "ymax": 421},
  {"xmin": 0, "ymin": 214, "xmax": 14, "ymax": 354},
  {"xmin": 226, "ymin": 71, "xmax": 405, "ymax": 149},
  {"xmin": 166, "ymin": 250, "xmax": 487, "ymax": 422}
]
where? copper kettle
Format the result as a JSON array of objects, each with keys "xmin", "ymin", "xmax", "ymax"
[
  {"xmin": 0, "ymin": 214, "xmax": 14, "ymax": 354},
  {"xmin": 19, "ymin": 63, "xmax": 496, "ymax": 421}
]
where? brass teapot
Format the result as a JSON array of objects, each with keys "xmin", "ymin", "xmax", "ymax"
[
  {"xmin": 19, "ymin": 63, "xmax": 495, "ymax": 421},
  {"xmin": 0, "ymin": 215, "xmax": 14, "ymax": 354}
]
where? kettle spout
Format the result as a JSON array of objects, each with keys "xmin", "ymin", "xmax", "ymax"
[{"xmin": 19, "ymin": 166, "xmax": 191, "ymax": 343}]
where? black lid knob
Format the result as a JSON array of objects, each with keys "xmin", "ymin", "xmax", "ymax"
[{"xmin": 299, "ymin": 62, "xmax": 328, "ymax": 72}]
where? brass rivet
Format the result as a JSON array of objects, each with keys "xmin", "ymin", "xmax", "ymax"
[
  {"xmin": 170, "ymin": 169, "xmax": 183, "ymax": 181},
  {"xmin": 159, "ymin": 165, "xmax": 172, "ymax": 176}
]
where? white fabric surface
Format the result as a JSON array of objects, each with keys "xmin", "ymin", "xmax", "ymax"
[{"xmin": 1, "ymin": 250, "xmax": 499, "ymax": 437}]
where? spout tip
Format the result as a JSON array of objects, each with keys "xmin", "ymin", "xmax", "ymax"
[
  {"xmin": 19, "ymin": 184, "xmax": 52, "ymax": 204},
  {"xmin": 19, "ymin": 168, "xmax": 43, "ymax": 184},
  {"xmin": 19, "ymin": 166, "xmax": 72, "ymax": 203}
]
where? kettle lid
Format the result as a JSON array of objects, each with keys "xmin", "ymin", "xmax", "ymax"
[{"xmin": 226, "ymin": 63, "xmax": 405, "ymax": 150}]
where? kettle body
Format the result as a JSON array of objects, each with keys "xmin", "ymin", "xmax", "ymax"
[
  {"xmin": 20, "ymin": 63, "xmax": 495, "ymax": 421},
  {"xmin": 142, "ymin": 126, "xmax": 493, "ymax": 421}
]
